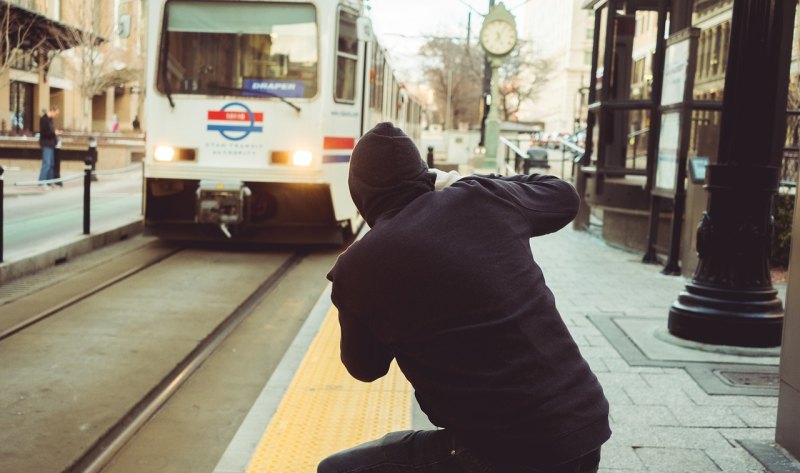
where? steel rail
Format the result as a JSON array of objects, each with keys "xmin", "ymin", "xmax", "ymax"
[
  {"xmin": 64, "ymin": 251, "xmax": 307, "ymax": 473},
  {"xmin": 0, "ymin": 246, "xmax": 182, "ymax": 342}
]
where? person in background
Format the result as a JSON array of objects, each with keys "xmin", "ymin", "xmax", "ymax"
[
  {"xmin": 111, "ymin": 114, "xmax": 120, "ymax": 132},
  {"xmin": 132, "ymin": 115, "xmax": 141, "ymax": 131},
  {"xmin": 319, "ymin": 122, "xmax": 610, "ymax": 473},
  {"xmin": 53, "ymin": 131, "xmax": 63, "ymax": 187},
  {"xmin": 38, "ymin": 106, "xmax": 60, "ymax": 189}
]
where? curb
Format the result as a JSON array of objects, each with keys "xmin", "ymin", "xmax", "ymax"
[{"xmin": 0, "ymin": 219, "xmax": 144, "ymax": 285}]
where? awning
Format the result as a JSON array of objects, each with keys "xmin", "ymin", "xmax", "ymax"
[{"xmin": 0, "ymin": 2, "xmax": 104, "ymax": 52}]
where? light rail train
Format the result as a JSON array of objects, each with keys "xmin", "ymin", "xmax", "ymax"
[{"xmin": 143, "ymin": 0, "xmax": 424, "ymax": 243}]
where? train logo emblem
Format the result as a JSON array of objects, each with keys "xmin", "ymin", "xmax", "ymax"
[{"xmin": 206, "ymin": 102, "xmax": 263, "ymax": 141}]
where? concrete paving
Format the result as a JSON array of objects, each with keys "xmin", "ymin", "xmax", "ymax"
[{"xmin": 527, "ymin": 227, "xmax": 796, "ymax": 472}]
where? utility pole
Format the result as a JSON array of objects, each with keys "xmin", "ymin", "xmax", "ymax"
[
  {"xmin": 467, "ymin": 12, "xmax": 471, "ymax": 48},
  {"xmin": 478, "ymin": 0, "xmax": 495, "ymax": 147}
]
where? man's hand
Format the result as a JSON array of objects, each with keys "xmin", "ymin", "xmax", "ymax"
[{"xmin": 431, "ymin": 168, "xmax": 462, "ymax": 191}]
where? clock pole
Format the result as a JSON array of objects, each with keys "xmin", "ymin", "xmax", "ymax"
[
  {"xmin": 485, "ymin": 57, "xmax": 502, "ymax": 170},
  {"xmin": 479, "ymin": 2, "xmax": 517, "ymax": 173}
]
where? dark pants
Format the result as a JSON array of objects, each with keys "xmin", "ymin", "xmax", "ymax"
[
  {"xmin": 317, "ymin": 430, "xmax": 600, "ymax": 473},
  {"xmin": 53, "ymin": 148, "xmax": 62, "ymax": 185}
]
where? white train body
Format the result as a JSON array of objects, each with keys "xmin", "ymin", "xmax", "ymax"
[{"xmin": 143, "ymin": 0, "xmax": 422, "ymax": 243}]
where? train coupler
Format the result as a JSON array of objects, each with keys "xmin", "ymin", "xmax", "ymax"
[{"xmin": 196, "ymin": 180, "xmax": 252, "ymax": 237}]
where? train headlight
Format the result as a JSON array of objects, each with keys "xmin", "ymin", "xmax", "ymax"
[
  {"xmin": 154, "ymin": 146, "xmax": 176, "ymax": 162},
  {"xmin": 292, "ymin": 150, "xmax": 313, "ymax": 167}
]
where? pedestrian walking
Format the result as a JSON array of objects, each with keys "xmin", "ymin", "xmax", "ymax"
[
  {"xmin": 38, "ymin": 106, "xmax": 60, "ymax": 188},
  {"xmin": 319, "ymin": 122, "xmax": 610, "ymax": 473}
]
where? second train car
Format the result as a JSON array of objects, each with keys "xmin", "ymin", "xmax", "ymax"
[{"xmin": 143, "ymin": 0, "xmax": 424, "ymax": 243}]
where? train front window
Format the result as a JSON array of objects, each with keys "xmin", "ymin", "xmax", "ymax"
[{"xmin": 157, "ymin": 1, "xmax": 318, "ymax": 99}]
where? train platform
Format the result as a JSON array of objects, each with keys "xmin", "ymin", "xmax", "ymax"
[{"xmin": 212, "ymin": 224, "xmax": 795, "ymax": 472}]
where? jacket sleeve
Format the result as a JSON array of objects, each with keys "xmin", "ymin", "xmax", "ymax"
[
  {"xmin": 337, "ymin": 309, "xmax": 394, "ymax": 382},
  {"xmin": 328, "ymin": 279, "xmax": 393, "ymax": 382},
  {"xmin": 462, "ymin": 173, "xmax": 580, "ymax": 237}
]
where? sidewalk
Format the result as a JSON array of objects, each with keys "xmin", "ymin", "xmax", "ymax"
[
  {"xmin": 2, "ymin": 167, "xmax": 48, "ymax": 196},
  {"xmin": 1, "ymin": 164, "xmax": 144, "ymax": 283},
  {"xmin": 1, "ymin": 164, "xmax": 96, "ymax": 196},
  {"xmin": 448, "ymin": 163, "xmax": 792, "ymax": 469},
  {"xmin": 531, "ymin": 227, "xmax": 793, "ymax": 472}
]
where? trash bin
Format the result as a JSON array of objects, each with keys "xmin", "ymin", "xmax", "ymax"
[{"xmin": 521, "ymin": 147, "xmax": 549, "ymax": 173}]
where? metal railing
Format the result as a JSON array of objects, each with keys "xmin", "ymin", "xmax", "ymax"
[
  {"xmin": 497, "ymin": 137, "xmax": 523, "ymax": 175},
  {"xmin": 557, "ymin": 138, "xmax": 585, "ymax": 179}
]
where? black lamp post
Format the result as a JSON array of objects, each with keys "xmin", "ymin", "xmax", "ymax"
[{"xmin": 668, "ymin": 0, "xmax": 796, "ymax": 347}]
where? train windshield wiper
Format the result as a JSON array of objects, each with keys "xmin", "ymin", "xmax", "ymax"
[{"xmin": 207, "ymin": 83, "xmax": 301, "ymax": 113}]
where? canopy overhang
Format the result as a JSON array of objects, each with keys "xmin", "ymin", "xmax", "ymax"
[{"xmin": 0, "ymin": 2, "xmax": 104, "ymax": 52}]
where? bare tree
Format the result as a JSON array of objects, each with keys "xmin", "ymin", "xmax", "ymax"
[
  {"xmin": 53, "ymin": 2, "xmax": 140, "ymax": 131},
  {"xmin": 0, "ymin": 2, "xmax": 47, "ymax": 79},
  {"xmin": 0, "ymin": 2, "xmax": 55, "ymax": 132},
  {"xmin": 420, "ymin": 36, "xmax": 553, "ymax": 127},
  {"xmin": 420, "ymin": 38, "xmax": 484, "ymax": 128},
  {"xmin": 496, "ymin": 41, "xmax": 554, "ymax": 121}
]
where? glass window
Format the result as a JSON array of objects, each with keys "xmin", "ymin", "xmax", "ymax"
[
  {"xmin": 157, "ymin": 1, "xmax": 318, "ymax": 98},
  {"xmin": 335, "ymin": 8, "xmax": 358, "ymax": 102},
  {"xmin": 371, "ymin": 47, "xmax": 385, "ymax": 111}
]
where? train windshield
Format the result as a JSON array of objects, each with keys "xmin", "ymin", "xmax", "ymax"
[{"xmin": 157, "ymin": 1, "xmax": 318, "ymax": 99}]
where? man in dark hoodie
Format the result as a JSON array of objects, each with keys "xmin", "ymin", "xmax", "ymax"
[{"xmin": 319, "ymin": 122, "xmax": 610, "ymax": 473}]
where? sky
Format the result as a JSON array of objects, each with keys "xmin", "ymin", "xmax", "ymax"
[{"xmin": 365, "ymin": 0, "xmax": 532, "ymax": 83}]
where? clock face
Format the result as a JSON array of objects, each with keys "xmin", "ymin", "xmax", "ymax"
[{"xmin": 480, "ymin": 20, "xmax": 517, "ymax": 56}]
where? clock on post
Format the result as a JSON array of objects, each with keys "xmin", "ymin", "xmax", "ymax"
[
  {"xmin": 479, "ymin": 3, "xmax": 517, "ymax": 170},
  {"xmin": 480, "ymin": 14, "xmax": 518, "ymax": 57}
]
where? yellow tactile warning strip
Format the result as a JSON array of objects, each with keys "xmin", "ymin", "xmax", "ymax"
[{"xmin": 245, "ymin": 307, "xmax": 412, "ymax": 473}]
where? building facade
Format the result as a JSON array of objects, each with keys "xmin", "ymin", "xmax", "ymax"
[
  {"xmin": 519, "ymin": 0, "xmax": 594, "ymax": 134},
  {"xmin": 1, "ymin": 0, "xmax": 145, "ymax": 135}
]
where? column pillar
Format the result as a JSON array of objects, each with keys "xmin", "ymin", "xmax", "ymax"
[
  {"xmin": 720, "ymin": 22, "xmax": 730, "ymax": 72},
  {"xmin": 774, "ymin": 18, "xmax": 800, "ymax": 455},
  {"xmin": 697, "ymin": 31, "xmax": 706, "ymax": 79},
  {"xmin": 668, "ymin": 0, "xmax": 797, "ymax": 347},
  {"xmin": 0, "ymin": 66, "xmax": 10, "ymax": 132},
  {"xmin": 34, "ymin": 50, "xmax": 49, "ymax": 132},
  {"xmin": 105, "ymin": 87, "xmax": 115, "ymax": 131},
  {"xmin": 776, "ymin": 190, "xmax": 800, "ymax": 457}
]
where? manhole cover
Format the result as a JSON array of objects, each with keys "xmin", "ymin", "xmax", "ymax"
[{"xmin": 717, "ymin": 370, "xmax": 780, "ymax": 387}]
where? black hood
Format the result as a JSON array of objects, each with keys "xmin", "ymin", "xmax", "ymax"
[{"xmin": 349, "ymin": 122, "xmax": 435, "ymax": 226}]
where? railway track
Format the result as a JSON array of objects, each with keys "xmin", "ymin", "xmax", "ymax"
[{"xmin": 0, "ymin": 237, "xmax": 343, "ymax": 473}]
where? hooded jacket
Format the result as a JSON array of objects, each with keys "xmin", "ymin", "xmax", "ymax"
[
  {"xmin": 327, "ymin": 122, "xmax": 610, "ymax": 468},
  {"xmin": 39, "ymin": 113, "xmax": 57, "ymax": 148}
]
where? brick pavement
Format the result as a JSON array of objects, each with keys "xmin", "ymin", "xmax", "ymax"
[{"xmin": 532, "ymin": 227, "xmax": 794, "ymax": 472}]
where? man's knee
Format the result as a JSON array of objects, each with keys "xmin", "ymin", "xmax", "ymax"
[{"xmin": 317, "ymin": 451, "xmax": 347, "ymax": 473}]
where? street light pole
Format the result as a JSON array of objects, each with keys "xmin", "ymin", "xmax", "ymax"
[{"xmin": 668, "ymin": 0, "xmax": 797, "ymax": 347}]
